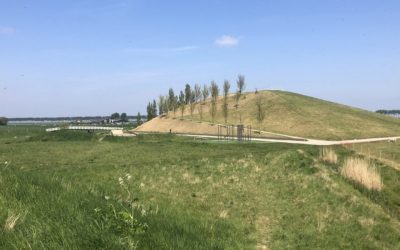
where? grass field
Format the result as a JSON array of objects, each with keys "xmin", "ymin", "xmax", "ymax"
[
  {"xmin": 154, "ymin": 90, "xmax": 400, "ymax": 140},
  {"xmin": 1, "ymin": 126, "xmax": 400, "ymax": 249}
]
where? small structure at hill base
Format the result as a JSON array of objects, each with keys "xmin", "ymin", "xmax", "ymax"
[{"xmin": 217, "ymin": 124, "xmax": 252, "ymax": 141}]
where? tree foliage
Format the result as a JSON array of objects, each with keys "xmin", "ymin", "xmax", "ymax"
[
  {"xmin": 144, "ymin": 74, "xmax": 244, "ymax": 123},
  {"xmin": 235, "ymin": 75, "xmax": 246, "ymax": 123},
  {"xmin": 120, "ymin": 113, "xmax": 128, "ymax": 122},
  {"xmin": 223, "ymin": 80, "xmax": 230, "ymax": 98},
  {"xmin": 179, "ymin": 91, "xmax": 185, "ymax": 119},
  {"xmin": 222, "ymin": 80, "xmax": 230, "ymax": 123},
  {"xmin": 0, "ymin": 117, "xmax": 8, "ymax": 126},
  {"xmin": 158, "ymin": 95, "xmax": 168, "ymax": 115},
  {"xmin": 210, "ymin": 81, "xmax": 219, "ymax": 122},
  {"xmin": 189, "ymin": 89, "xmax": 197, "ymax": 117},
  {"xmin": 376, "ymin": 110, "xmax": 400, "ymax": 115},
  {"xmin": 184, "ymin": 84, "xmax": 191, "ymax": 105},
  {"xmin": 202, "ymin": 84, "xmax": 209, "ymax": 102},
  {"xmin": 194, "ymin": 84, "xmax": 202, "ymax": 102},
  {"xmin": 111, "ymin": 112, "xmax": 120, "ymax": 120},
  {"xmin": 168, "ymin": 88, "xmax": 175, "ymax": 111},
  {"xmin": 236, "ymin": 75, "xmax": 245, "ymax": 99},
  {"xmin": 146, "ymin": 100, "xmax": 157, "ymax": 121},
  {"xmin": 136, "ymin": 112, "xmax": 142, "ymax": 125}
]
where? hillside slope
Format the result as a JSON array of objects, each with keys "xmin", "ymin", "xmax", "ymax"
[{"xmin": 139, "ymin": 90, "xmax": 400, "ymax": 140}]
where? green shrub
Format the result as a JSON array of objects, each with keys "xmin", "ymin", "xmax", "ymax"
[{"xmin": 0, "ymin": 117, "xmax": 8, "ymax": 126}]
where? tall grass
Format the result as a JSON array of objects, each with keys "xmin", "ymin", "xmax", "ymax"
[
  {"xmin": 320, "ymin": 147, "xmax": 338, "ymax": 164},
  {"xmin": 2, "ymin": 127, "xmax": 400, "ymax": 249},
  {"xmin": 341, "ymin": 157, "xmax": 382, "ymax": 191}
]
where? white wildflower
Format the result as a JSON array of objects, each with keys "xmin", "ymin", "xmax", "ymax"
[
  {"xmin": 139, "ymin": 183, "xmax": 145, "ymax": 188},
  {"xmin": 104, "ymin": 196, "xmax": 110, "ymax": 200},
  {"xmin": 118, "ymin": 177, "xmax": 124, "ymax": 185},
  {"xmin": 126, "ymin": 174, "xmax": 132, "ymax": 180}
]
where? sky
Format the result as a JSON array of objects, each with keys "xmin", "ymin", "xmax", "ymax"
[{"xmin": 0, "ymin": 0, "xmax": 399, "ymax": 117}]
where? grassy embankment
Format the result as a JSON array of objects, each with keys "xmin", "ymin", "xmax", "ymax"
[
  {"xmin": 349, "ymin": 140, "xmax": 400, "ymax": 170},
  {"xmin": 141, "ymin": 90, "xmax": 400, "ymax": 140},
  {"xmin": 1, "ymin": 126, "xmax": 400, "ymax": 249}
]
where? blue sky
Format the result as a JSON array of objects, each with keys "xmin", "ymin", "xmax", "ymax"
[{"xmin": 1, "ymin": 0, "xmax": 399, "ymax": 117}]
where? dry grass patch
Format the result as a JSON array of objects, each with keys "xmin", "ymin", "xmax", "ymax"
[
  {"xmin": 320, "ymin": 147, "xmax": 338, "ymax": 164},
  {"xmin": 341, "ymin": 157, "xmax": 382, "ymax": 191},
  {"xmin": 4, "ymin": 211, "xmax": 25, "ymax": 231}
]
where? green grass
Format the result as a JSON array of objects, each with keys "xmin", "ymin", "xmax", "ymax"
[
  {"xmin": 1, "ymin": 126, "xmax": 400, "ymax": 249},
  {"xmin": 174, "ymin": 90, "xmax": 400, "ymax": 140},
  {"xmin": 346, "ymin": 141, "xmax": 400, "ymax": 220}
]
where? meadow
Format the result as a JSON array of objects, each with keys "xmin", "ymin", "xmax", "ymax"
[{"xmin": 1, "ymin": 126, "xmax": 400, "ymax": 249}]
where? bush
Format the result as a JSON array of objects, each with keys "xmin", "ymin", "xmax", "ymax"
[{"xmin": 0, "ymin": 117, "xmax": 8, "ymax": 126}]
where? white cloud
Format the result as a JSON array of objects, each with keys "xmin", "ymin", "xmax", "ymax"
[
  {"xmin": 0, "ymin": 26, "xmax": 15, "ymax": 35},
  {"xmin": 125, "ymin": 45, "xmax": 198, "ymax": 53},
  {"xmin": 215, "ymin": 35, "xmax": 239, "ymax": 47}
]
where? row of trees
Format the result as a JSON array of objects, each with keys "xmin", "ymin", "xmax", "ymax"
[
  {"xmin": 145, "ymin": 75, "xmax": 266, "ymax": 129},
  {"xmin": 110, "ymin": 112, "xmax": 128, "ymax": 122},
  {"xmin": 110, "ymin": 112, "xmax": 143, "ymax": 125},
  {"xmin": 146, "ymin": 101, "xmax": 158, "ymax": 120},
  {"xmin": 146, "ymin": 75, "xmax": 246, "ymax": 122},
  {"xmin": 376, "ymin": 110, "xmax": 400, "ymax": 115}
]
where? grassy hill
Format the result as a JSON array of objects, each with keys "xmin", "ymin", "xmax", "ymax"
[
  {"xmin": 1, "ymin": 126, "xmax": 400, "ymax": 249},
  {"xmin": 150, "ymin": 90, "xmax": 400, "ymax": 140}
]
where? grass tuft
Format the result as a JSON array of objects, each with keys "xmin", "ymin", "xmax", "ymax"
[
  {"xmin": 4, "ymin": 212, "xmax": 24, "ymax": 231},
  {"xmin": 320, "ymin": 147, "xmax": 338, "ymax": 164},
  {"xmin": 341, "ymin": 157, "xmax": 382, "ymax": 191}
]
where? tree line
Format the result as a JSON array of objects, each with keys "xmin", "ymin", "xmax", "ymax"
[
  {"xmin": 145, "ymin": 75, "xmax": 266, "ymax": 129},
  {"xmin": 376, "ymin": 110, "xmax": 400, "ymax": 115},
  {"xmin": 110, "ymin": 112, "xmax": 143, "ymax": 125}
]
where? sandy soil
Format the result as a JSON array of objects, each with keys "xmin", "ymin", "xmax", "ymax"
[{"xmin": 134, "ymin": 116, "xmax": 296, "ymax": 140}]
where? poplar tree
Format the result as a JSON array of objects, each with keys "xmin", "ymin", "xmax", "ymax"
[
  {"xmin": 184, "ymin": 84, "xmax": 191, "ymax": 104},
  {"xmin": 222, "ymin": 80, "xmax": 230, "ymax": 123},
  {"xmin": 179, "ymin": 91, "xmax": 185, "ymax": 119},
  {"xmin": 199, "ymin": 84, "xmax": 209, "ymax": 120},
  {"xmin": 189, "ymin": 89, "xmax": 196, "ymax": 117},
  {"xmin": 210, "ymin": 81, "xmax": 219, "ymax": 122},
  {"xmin": 136, "ymin": 112, "xmax": 142, "ymax": 125},
  {"xmin": 168, "ymin": 88, "xmax": 175, "ymax": 112},
  {"xmin": 235, "ymin": 75, "xmax": 245, "ymax": 123},
  {"xmin": 158, "ymin": 95, "xmax": 165, "ymax": 115}
]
